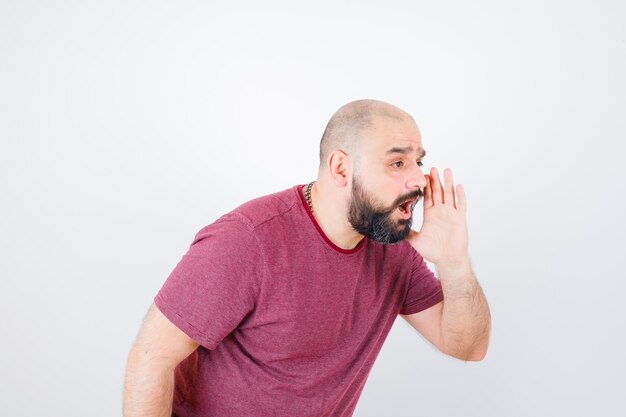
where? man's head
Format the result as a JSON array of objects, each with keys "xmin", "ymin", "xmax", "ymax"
[{"xmin": 318, "ymin": 99, "xmax": 428, "ymax": 244}]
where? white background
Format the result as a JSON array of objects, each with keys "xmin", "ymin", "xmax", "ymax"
[{"xmin": 1, "ymin": 1, "xmax": 625, "ymax": 416}]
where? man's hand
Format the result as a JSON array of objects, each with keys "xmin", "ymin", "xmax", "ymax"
[
  {"xmin": 406, "ymin": 167, "xmax": 469, "ymax": 268},
  {"xmin": 405, "ymin": 167, "xmax": 490, "ymax": 361}
]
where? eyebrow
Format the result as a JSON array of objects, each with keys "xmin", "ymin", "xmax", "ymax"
[{"xmin": 385, "ymin": 146, "xmax": 427, "ymax": 158}]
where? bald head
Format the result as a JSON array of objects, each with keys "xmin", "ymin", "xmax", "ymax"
[{"xmin": 318, "ymin": 99, "xmax": 414, "ymax": 172}]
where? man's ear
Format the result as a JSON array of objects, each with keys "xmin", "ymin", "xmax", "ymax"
[{"xmin": 327, "ymin": 150, "xmax": 350, "ymax": 187}]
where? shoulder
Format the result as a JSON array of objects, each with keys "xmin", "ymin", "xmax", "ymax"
[
  {"xmin": 192, "ymin": 185, "xmax": 301, "ymax": 243},
  {"xmin": 230, "ymin": 185, "xmax": 300, "ymax": 228}
]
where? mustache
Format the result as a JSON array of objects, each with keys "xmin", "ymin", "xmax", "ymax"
[{"xmin": 392, "ymin": 188, "xmax": 423, "ymax": 208}]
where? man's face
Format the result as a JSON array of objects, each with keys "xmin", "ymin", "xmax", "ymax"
[
  {"xmin": 347, "ymin": 172, "xmax": 422, "ymax": 244},
  {"xmin": 346, "ymin": 115, "xmax": 427, "ymax": 244}
]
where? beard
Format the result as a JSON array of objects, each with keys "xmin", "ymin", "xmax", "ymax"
[{"xmin": 348, "ymin": 175, "xmax": 423, "ymax": 244}]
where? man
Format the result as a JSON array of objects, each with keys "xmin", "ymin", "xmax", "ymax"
[{"xmin": 123, "ymin": 99, "xmax": 491, "ymax": 417}]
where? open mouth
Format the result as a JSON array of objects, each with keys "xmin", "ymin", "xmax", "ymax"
[{"xmin": 398, "ymin": 198, "xmax": 415, "ymax": 213}]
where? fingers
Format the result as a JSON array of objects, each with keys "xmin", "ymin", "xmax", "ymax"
[
  {"xmin": 430, "ymin": 167, "xmax": 444, "ymax": 204},
  {"xmin": 423, "ymin": 174, "xmax": 433, "ymax": 208},
  {"xmin": 456, "ymin": 183, "xmax": 467, "ymax": 214},
  {"xmin": 429, "ymin": 167, "xmax": 464, "ymax": 211},
  {"xmin": 443, "ymin": 168, "xmax": 456, "ymax": 208}
]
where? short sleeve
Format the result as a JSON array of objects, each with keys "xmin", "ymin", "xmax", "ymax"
[
  {"xmin": 154, "ymin": 215, "xmax": 264, "ymax": 350},
  {"xmin": 399, "ymin": 248, "xmax": 444, "ymax": 315}
]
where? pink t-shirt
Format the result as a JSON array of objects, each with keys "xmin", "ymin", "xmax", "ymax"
[{"xmin": 154, "ymin": 184, "xmax": 443, "ymax": 417}]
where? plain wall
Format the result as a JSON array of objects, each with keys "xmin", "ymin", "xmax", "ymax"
[{"xmin": 1, "ymin": 1, "xmax": 624, "ymax": 416}]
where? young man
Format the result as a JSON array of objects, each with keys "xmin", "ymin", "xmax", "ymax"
[{"xmin": 123, "ymin": 99, "xmax": 491, "ymax": 417}]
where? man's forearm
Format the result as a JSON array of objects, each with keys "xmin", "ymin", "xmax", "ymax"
[
  {"xmin": 437, "ymin": 256, "xmax": 491, "ymax": 361},
  {"xmin": 123, "ymin": 348, "xmax": 175, "ymax": 417}
]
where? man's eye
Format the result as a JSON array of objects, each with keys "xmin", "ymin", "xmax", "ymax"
[{"xmin": 392, "ymin": 161, "xmax": 424, "ymax": 168}]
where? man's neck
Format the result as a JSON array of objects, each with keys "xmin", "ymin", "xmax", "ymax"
[{"xmin": 309, "ymin": 181, "xmax": 364, "ymax": 250}]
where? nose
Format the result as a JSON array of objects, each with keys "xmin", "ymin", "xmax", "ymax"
[{"xmin": 406, "ymin": 164, "xmax": 428, "ymax": 191}]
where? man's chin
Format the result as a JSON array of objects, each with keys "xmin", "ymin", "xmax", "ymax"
[{"xmin": 368, "ymin": 224, "xmax": 412, "ymax": 245}]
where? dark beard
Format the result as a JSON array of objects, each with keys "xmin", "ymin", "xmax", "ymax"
[{"xmin": 348, "ymin": 175, "xmax": 422, "ymax": 244}]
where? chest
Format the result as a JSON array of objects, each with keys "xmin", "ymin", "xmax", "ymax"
[{"xmin": 237, "ymin": 253, "xmax": 407, "ymax": 361}]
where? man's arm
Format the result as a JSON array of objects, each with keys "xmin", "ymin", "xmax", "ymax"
[
  {"xmin": 437, "ymin": 257, "xmax": 490, "ymax": 360},
  {"xmin": 401, "ymin": 257, "xmax": 490, "ymax": 361},
  {"xmin": 403, "ymin": 167, "xmax": 490, "ymax": 361},
  {"xmin": 123, "ymin": 303, "xmax": 199, "ymax": 417}
]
